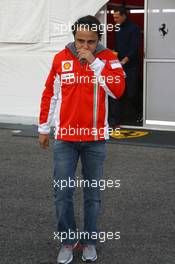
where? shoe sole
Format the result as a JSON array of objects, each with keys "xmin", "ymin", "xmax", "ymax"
[
  {"xmin": 57, "ymin": 254, "xmax": 73, "ymax": 264},
  {"xmin": 82, "ymin": 255, "xmax": 97, "ymax": 262},
  {"xmin": 57, "ymin": 241, "xmax": 79, "ymax": 264}
]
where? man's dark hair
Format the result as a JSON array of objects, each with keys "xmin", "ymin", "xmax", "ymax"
[
  {"xmin": 114, "ymin": 6, "xmax": 128, "ymax": 16},
  {"xmin": 72, "ymin": 15, "xmax": 103, "ymax": 40}
]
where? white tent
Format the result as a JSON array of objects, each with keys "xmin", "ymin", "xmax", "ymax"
[{"xmin": 0, "ymin": 0, "xmax": 108, "ymax": 124}]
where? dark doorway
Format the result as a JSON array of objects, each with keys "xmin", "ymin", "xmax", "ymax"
[{"xmin": 107, "ymin": 0, "xmax": 144, "ymax": 127}]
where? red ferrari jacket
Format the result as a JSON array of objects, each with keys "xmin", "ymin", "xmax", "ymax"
[{"xmin": 38, "ymin": 42, "xmax": 125, "ymax": 141}]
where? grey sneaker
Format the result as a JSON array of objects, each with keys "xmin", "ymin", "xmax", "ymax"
[
  {"xmin": 82, "ymin": 245, "xmax": 97, "ymax": 262},
  {"xmin": 57, "ymin": 242, "xmax": 78, "ymax": 264}
]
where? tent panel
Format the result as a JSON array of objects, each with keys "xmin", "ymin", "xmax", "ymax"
[
  {"xmin": 0, "ymin": 0, "xmax": 50, "ymax": 43},
  {"xmin": 0, "ymin": 54, "xmax": 54, "ymax": 119}
]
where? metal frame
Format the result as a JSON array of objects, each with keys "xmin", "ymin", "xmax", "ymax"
[
  {"xmin": 96, "ymin": 4, "xmax": 107, "ymax": 47},
  {"xmin": 143, "ymin": 0, "xmax": 175, "ymax": 131},
  {"xmin": 143, "ymin": 0, "xmax": 148, "ymax": 128}
]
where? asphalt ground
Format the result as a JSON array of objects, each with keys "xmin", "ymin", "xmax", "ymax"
[{"xmin": 0, "ymin": 127, "xmax": 175, "ymax": 264}]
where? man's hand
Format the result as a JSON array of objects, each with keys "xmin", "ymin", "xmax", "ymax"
[
  {"xmin": 77, "ymin": 48, "xmax": 96, "ymax": 64},
  {"xmin": 39, "ymin": 133, "xmax": 50, "ymax": 149},
  {"xmin": 120, "ymin": 56, "xmax": 129, "ymax": 65}
]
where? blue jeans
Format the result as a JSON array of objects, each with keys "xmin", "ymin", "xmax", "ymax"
[{"xmin": 53, "ymin": 140, "xmax": 106, "ymax": 245}]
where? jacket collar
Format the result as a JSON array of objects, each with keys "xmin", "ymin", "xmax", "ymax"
[{"xmin": 66, "ymin": 42, "xmax": 107, "ymax": 58}]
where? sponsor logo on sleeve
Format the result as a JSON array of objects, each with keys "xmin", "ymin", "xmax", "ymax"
[{"xmin": 109, "ymin": 60, "xmax": 122, "ymax": 69}]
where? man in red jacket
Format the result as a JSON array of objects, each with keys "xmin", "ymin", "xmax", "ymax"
[{"xmin": 38, "ymin": 15, "xmax": 125, "ymax": 264}]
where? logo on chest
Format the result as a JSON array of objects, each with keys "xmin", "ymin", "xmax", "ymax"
[
  {"xmin": 62, "ymin": 61, "xmax": 73, "ymax": 72},
  {"xmin": 60, "ymin": 72, "xmax": 76, "ymax": 86}
]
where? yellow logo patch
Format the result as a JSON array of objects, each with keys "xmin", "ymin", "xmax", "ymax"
[
  {"xmin": 62, "ymin": 61, "xmax": 73, "ymax": 72},
  {"xmin": 110, "ymin": 129, "xmax": 149, "ymax": 139}
]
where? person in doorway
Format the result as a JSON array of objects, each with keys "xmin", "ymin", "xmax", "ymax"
[
  {"xmin": 109, "ymin": 6, "xmax": 141, "ymax": 126},
  {"xmin": 38, "ymin": 15, "xmax": 125, "ymax": 264}
]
